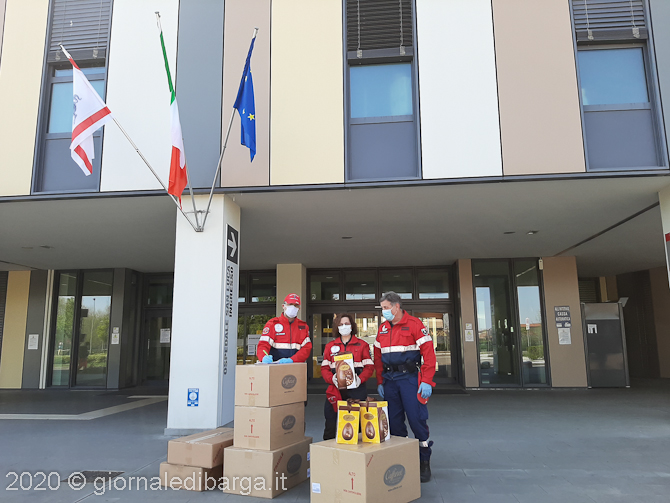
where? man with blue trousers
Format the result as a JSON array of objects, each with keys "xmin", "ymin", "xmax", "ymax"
[{"xmin": 374, "ymin": 291, "xmax": 436, "ymax": 482}]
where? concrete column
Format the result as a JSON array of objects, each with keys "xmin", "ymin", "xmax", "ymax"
[
  {"xmin": 0, "ymin": 271, "xmax": 30, "ymax": 389},
  {"xmin": 166, "ymin": 195, "xmax": 240, "ymax": 434},
  {"xmin": 541, "ymin": 256, "xmax": 587, "ymax": 387},
  {"xmin": 457, "ymin": 260, "xmax": 479, "ymax": 388},
  {"xmin": 276, "ymin": 264, "xmax": 306, "ymax": 317}
]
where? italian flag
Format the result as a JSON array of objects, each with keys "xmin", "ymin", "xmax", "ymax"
[{"xmin": 159, "ymin": 25, "xmax": 188, "ymax": 203}]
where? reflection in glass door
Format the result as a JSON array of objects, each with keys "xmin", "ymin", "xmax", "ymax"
[
  {"xmin": 50, "ymin": 271, "xmax": 113, "ymax": 387},
  {"xmin": 51, "ymin": 272, "xmax": 77, "ymax": 386},
  {"xmin": 75, "ymin": 271, "xmax": 113, "ymax": 386},
  {"xmin": 143, "ymin": 311, "xmax": 172, "ymax": 382},
  {"xmin": 473, "ymin": 260, "xmax": 548, "ymax": 387},
  {"xmin": 415, "ymin": 312, "xmax": 455, "ymax": 384},
  {"xmin": 237, "ymin": 312, "xmax": 274, "ymax": 365}
]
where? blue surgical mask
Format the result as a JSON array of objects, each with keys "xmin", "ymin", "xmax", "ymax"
[{"xmin": 382, "ymin": 309, "xmax": 394, "ymax": 322}]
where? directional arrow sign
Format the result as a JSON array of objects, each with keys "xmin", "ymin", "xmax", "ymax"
[{"xmin": 227, "ymin": 225, "xmax": 239, "ymax": 264}]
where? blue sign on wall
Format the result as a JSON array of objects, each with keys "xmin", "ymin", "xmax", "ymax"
[{"xmin": 187, "ymin": 388, "xmax": 199, "ymax": 407}]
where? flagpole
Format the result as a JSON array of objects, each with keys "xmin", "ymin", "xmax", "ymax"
[
  {"xmin": 156, "ymin": 12, "xmax": 201, "ymax": 232},
  {"xmin": 112, "ymin": 117, "xmax": 199, "ymax": 233},
  {"xmin": 201, "ymin": 27, "xmax": 258, "ymax": 231}
]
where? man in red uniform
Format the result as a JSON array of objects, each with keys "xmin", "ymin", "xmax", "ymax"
[
  {"xmin": 257, "ymin": 293, "xmax": 312, "ymax": 363},
  {"xmin": 320, "ymin": 313, "xmax": 374, "ymax": 440},
  {"xmin": 374, "ymin": 291, "xmax": 436, "ymax": 482}
]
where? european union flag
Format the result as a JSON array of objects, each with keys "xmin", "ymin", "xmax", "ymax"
[{"xmin": 233, "ymin": 35, "xmax": 256, "ymax": 161}]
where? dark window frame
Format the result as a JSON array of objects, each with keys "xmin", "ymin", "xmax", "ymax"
[
  {"xmin": 570, "ymin": 0, "xmax": 668, "ymax": 171},
  {"xmin": 32, "ymin": 0, "xmax": 114, "ymax": 194},
  {"xmin": 308, "ymin": 266, "xmax": 453, "ymax": 306},
  {"xmin": 342, "ymin": 0, "xmax": 423, "ymax": 182}
]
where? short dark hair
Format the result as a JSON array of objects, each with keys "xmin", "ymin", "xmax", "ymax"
[
  {"xmin": 379, "ymin": 291, "xmax": 402, "ymax": 307},
  {"xmin": 333, "ymin": 313, "xmax": 358, "ymax": 337}
]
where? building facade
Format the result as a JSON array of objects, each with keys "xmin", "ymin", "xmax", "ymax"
[{"xmin": 1, "ymin": 0, "xmax": 670, "ymax": 432}]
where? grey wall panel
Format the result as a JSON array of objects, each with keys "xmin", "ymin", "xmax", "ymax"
[
  {"xmin": 21, "ymin": 270, "xmax": 48, "ymax": 389},
  {"xmin": 349, "ymin": 122, "xmax": 417, "ymax": 180},
  {"xmin": 176, "ymin": 0, "xmax": 224, "ymax": 188},
  {"xmin": 106, "ymin": 268, "xmax": 126, "ymax": 389},
  {"xmin": 584, "ymin": 110, "xmax": 659, "ymax": 169},
  {"xmin": 649, "ymin": 0, "xmax": 670, "ymax": 160},
  {"xmin": 39, "ymin": 137, "xmax": 102, "ymax": 192}
]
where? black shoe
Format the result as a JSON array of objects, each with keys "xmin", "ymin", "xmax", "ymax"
[{"xmin": 420, "ymin": 459, "xmax": 431, "ymax": 483}]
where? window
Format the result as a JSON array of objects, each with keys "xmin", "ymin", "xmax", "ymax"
[
  {"xmin": 307, "ymin": 267, "xmax": 450, "ymax": 304},
  {"xmin": 345, "ymin": 0, "xmax": 420, "ymax": 181},
  {"xmin": 238, "ymin": 271, "xmax": 277, "ymax": 305},
  {"xmin": 33, "ymin": 0, "xmax": 113, "ymax": 193},
  {"xmin": 49, "ymin": 270, "xmax": 114, "ymax": 387},
  {"xmin": 572, "ymin": 0, "xmax": 666, "ymax": 169}
]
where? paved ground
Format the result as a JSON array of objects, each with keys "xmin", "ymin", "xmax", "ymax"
[{"xmin": 1, "ymin": 380, "xmax": 669, "ymax": 502}]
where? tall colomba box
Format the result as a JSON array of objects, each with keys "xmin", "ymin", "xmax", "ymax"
[
  {"xmin": 310, "ymin": 437, "xmax": 421, "ymax": 503},
  {"xmin": 234, "ymin": 402, "xmax": 305, "ymax": 450},
  {"xmin": 235, "ymin": 362, "xmax": 307, "ymax": 407}
]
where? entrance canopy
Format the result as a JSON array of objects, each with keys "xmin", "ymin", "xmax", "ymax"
[{"xmin": 0, "ymin": 176, "xmax": 668, "ymax": 276}]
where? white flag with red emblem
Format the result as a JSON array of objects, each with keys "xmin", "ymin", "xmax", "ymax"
[{"xmin": 62, "ymin": 46, "xmax": 113, "ymax": 175}]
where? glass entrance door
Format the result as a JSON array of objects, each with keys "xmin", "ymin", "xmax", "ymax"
[
  {"xmin": 49, "ymin": 270, "xmax": 113, "ymax": 388},
  {"xmin": 143, "ymin": 310, "xmax": 172, "ymax": 382},
  {"xmin": 473, "ymin": 260, "xmax": 548, "ymax": 387}
]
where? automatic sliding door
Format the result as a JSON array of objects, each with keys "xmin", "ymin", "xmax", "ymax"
[{"xmin": 514, "ymin": 261, "xmax": 547, "ymax": 385}]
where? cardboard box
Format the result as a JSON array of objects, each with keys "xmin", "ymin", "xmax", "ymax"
[
  {"xmin": 234, "ymin": 402, "xmax": 304, "ymax": 450},
  {"xmin": 310, "ymin": 436, "xmax": 421, "ymax": 503},
  {"xmin": 333, "ymin": 352, "xmax": 356, "ymax": 389},
  {"xmin": 336, "ymin": 400, "xmax": 360, "ymax": 445},
  {"xmin": 159, "ymin": 462, "xmax": 223, "ymax": 491},
  {"xmin": 167, "ymin": 427, "xmax": 234, "ymax": 468},
  {"xmin": 223, "ymin": 436, "xmax": 312, "ymax": 499},
  {"xmin": 360, "ymin": 400, "xmax": 391, "ymax": 443},
  {"xmin": 235, "ymin": 362, "xmax": 307, "ymax": 407}
]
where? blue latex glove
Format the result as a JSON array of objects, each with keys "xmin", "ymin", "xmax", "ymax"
[
  {"xmin": 261, "ymin": 355, "xmax": 273, "ymax": 363},
  {"xmin": 419, "ymin": 382, "xmax": 433, "ymax": 399},
  {"xmin": 377, "ymin": 384, "xmax": 385, "ymax": 399},
  {"xmin": 277, "ymin": 358, "xmax": 293, "ymax": 364}
]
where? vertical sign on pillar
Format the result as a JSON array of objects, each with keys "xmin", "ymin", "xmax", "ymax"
[
  {"xmin": 219, "ymin": 215, "xmax": 240, "ymax": 426},
  {"xmin": 224, "ymin": 225, "xmax": 239, "ymax": 377}
]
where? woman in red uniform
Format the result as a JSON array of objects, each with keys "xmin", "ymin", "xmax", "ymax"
[{"xmin": 320, "ymin": 313, "xmax": 374, "ymax": 440}]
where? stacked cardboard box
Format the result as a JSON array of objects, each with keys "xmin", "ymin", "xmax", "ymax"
[
  {"xmin": 224, "ymin": 362, "xmax": 311, "ymax": 498},
  {"xmin": 310, "ymin": 436, "xmax": 421, "ymax": 503},
  {"xmin": 160, "ymin": 427, "xmax": 234, "ymax": 491}
]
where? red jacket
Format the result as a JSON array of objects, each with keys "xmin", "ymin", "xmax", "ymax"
[
  {"xmin": 373, "ymin": 311, "xmax": 436, "ymax": 386},
  {"xmin": 257, "ymin": 314, "xmax": 312, "ymax": 363},
  {"xmin": 321, "ymin": 335, "xmax": 374, "ymax": 386}
]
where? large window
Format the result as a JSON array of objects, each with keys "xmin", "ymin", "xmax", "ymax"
[
  {"xmin": 345, "ymin": 0, "xmax": 420, "ymax": 181},
  {"xmin": 572, "ymin": 0, "xmax": 666, "ymax": 170},
  {"xmin": 49, "ymin": 270, "xmax": 113, "ymax": 387},
  {"xmin": 33, "ymin": 0, "xmax": 113, "ymax": 193}
]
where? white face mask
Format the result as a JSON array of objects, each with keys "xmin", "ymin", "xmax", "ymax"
[
  {"xmin": 338, "ymin": 324, "xmax": 352, "ymax": 336},
  {"xmin": 284, "ymin": 305, "xmax": 299, "ymax": 318}
]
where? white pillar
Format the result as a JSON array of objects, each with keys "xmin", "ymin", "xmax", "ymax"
[
  {"xmin": 166, "ymin": 194, "xmax": 240, "ymax": 434},
  {"xmin": 660, "ymin": 185, "xmax": 670, "ymax": 286}
]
